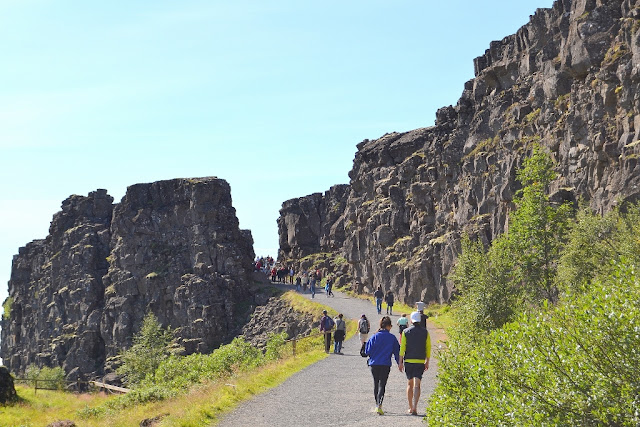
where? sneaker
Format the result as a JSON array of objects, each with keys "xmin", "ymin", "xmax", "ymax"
[{"xmin": 376, "ymin": 406, "xmax": 384, "ymax": 415}]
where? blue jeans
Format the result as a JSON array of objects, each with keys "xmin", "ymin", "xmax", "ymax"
[
  {"xmin": 334, "ymin": 339, "xmax": 343, "ymax": 353},
  {"xmin": 376, "ymin": 298, "xmax": 383, "ymax": 313}
]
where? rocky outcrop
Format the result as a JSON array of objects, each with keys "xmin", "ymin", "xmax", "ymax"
[
  {"xmin": 241, "ymin": 296, "xmax": 317, "ymax": 349},
  {"xmin": 1, "ymin": 178, "xmax": 257, "ymax": 378},
  {"xmin": 0, "ymin": 366, "xmax": 17, "ymax": 404},
  {"xmin": 278, "ymin": 0, "xmax": 640, "ymax": 304}
]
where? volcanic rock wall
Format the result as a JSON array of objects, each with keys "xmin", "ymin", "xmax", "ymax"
[
  {"xmin": 1, "ymin": 178, "xmax": 256, "ymax": 378},
  {"xmin": 279, "ymin": 0, "xmax": 640, "ymax": 304}
]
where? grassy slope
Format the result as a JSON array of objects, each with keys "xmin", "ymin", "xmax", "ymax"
[{"xmin": 1, "ymin": 291, "xmax": 353, "ymax": 427}]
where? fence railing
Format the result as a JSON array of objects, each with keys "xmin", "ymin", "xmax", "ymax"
[
  {"xmin": 14, "ymin": 378, "xmax": 129, "ymax": 394},
  {"xmin": 285, "ymin": 330, "xmax": 331, "ymax": 355}
]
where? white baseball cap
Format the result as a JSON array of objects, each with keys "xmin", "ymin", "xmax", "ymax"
[{"xmin": 410, "ymin": 311, "xmax": 422, "ymax": 323}]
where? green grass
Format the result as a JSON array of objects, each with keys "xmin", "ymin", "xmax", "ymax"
[
  {"xmin": 2, "ymin": 384, "xmax": 112, "ymax": 426},
  {"xmin": 2, "ymin": 292, "xmax": 347, "ymax": 426},
  {"xmin": 334, "ymin": 288, "xmax": 455, "ymax": 333}
]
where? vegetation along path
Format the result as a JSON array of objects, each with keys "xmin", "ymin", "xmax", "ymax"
[{"xmin": 217, "ymin": 286, "xmax": 443, "ymax": 426}]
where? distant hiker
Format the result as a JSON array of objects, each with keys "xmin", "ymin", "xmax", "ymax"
[
  {"xmin": 333, "ymin": 313, "xmax": 346, "ymax": 354},
  {"xmin": 358, "ymin": 314, "xmax": 370, "ymax": 356},
  {"xmin": 364, "ymin": 316, "xmax": 400, "ymax": 415},
  {"xmin": 310, "ymin": 275, "xmax": 316, "ymax": 298},
  {"xmin": 320, "ymin": 310, "xmax": 335, "ymax": 354},
  {"xmin": 289, "ymin": 266, "xmax": 295, "ymax": 284},
  {"xmin": 271, "ymin": 267, "xmax": 277, "ymax": 282},
  {"xmin": 385, "ymin": 291, "xmax": 394, "ymax": 315},
  {"xmin": 302, "ymin": 272, "xmax": 309, "ymax": 293},
  {"xmin": 397, "ymin": 313, "xmax": 409, "ymax": 336},
  {"xmin": 399, "ymin": 311, "xmax": 431, "ymax": 416},
  {"xmin": 295, "ymin": 276, "xmax": 302, "ymax": 292},
  {"xmin": 416, "ymin": 302, "xmax": 428, "ymax": 328},
  {"xmin": 325, "ymin": 277, "xmax": 334, "ymax": 297},
  {"xmin": 374, "ymin": 287, "xmax": 384, "ymax": 314}
]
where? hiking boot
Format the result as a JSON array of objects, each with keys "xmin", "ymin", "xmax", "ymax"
[{"xmin": 376, "ymin": 406, "xmax": 384, "ymax": 415}]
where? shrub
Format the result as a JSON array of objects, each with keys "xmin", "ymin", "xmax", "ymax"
[
  {"xmin": 265, "ymin": 332, "xmax": 287, "ymax": 361},
  {"xmin": 24, "ymin": 365, "xmax": 66, "ymax": 390},
  {"xmin": 2, "ymin": 297, "xmax": 12, "ymax": 320},
  {"xmin": 117, "ymin": 312, "xmax": 175, "ymax": 387},
  {"xmin": 427, "ymin": 259, "xmax": 640, "ymax": 426}
]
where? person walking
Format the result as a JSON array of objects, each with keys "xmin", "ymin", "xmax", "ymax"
[
  {"xmin": 398, "ymin": 311, "xmax": 431, "ymax": 416},
  {"xmin": 319, "ymin": 310, "xmax": 335, "ymax": 353},
  {"xmin": 310, "ymin": 275, "xmax": 316, "ymax": 298},
  {"xmin": 385, "ymin": 291, "xmax": 394, "ymax": 315},
  {"xmin": 325, "ymin": 277, "xmax": 334, "ymax": 297},
  {"xmin": 302, "ymin": 272, "xmax": 309, "ymax": 293},
  {"xmin": 295, "ymin": 276, "xmax": 301, "ymax": 292},
  {"xmin": 289, "ymin": 266, "xmax": 295, "ymax": 284},
  {"xmin": 397, "ymin": 313, "xmax": 409, "ymax": 337},
  {"xmin": 333, "ymin": 313, "xmax": 346, "ymax": 354},
  {"xmin": 364, "ymin": 316, "xmax": 400, "ymax": 415},
  {"xmin": 358, "ymin": 314, "xmax": 370, "ymax": 356},
  {"xmin": 374, "ymin": 287, "xmax": 384, "ymax": 314}
]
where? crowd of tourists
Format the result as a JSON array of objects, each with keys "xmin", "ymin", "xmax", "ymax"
[
  {"xmin": 254, "ymin": 256, "xmax": 336, "ymax": 299},
  {"xmin": 256, "ymin": 256, "xmax": 430, "ymax": 416},
  {"xmin": 319, "ymin": 290, "xmax": 431, "ymax": 417}
]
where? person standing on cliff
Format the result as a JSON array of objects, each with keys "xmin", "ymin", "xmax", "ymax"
[
  {"xmin": 398, "ymin": 311, "xmax": 431, "ymax": 416},
  {"xmin": 364, "ymin": 316, "xmax": 400, "ymax": 415},
  {"xmin": 385, "ymin": 290, "xmax": 394, "ymax": 315},
  {"xmin": 374, "ymin": 287, "xmax": 384, "ymax": 314},
  {"xmin": 320, "ymin": 310, "xmax": 335, "ymax": 353}
]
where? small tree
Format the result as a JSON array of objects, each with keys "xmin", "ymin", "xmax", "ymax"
[
  {"xmin": 452, "ymin": 144, "xmax": 572, "ymax": 331},
  {"xmin": 117, "ymin": 312, "xmax": 173, "ymax": 387},
  {"xmin": 509, "ymin": 144, "xmax": 572, "ymax": 303}
]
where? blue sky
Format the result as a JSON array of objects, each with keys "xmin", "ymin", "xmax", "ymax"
[{"xmin": 0, "ymin": 0, "xmax": 554, "ymax": 314}]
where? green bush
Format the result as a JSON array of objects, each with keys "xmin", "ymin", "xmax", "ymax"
[
  {"xmin": 451, "ymin": 145, "xmax": 572, "ymax": 332},
  {"xmin": 91, "ymin": 337, "xmax": 267, "ymax": 411},
  {"xmin": 265, "ymin": 332, "xmax": 287, "ymax": 361},
  {"xmin": 24, "ymin": 365, "xmax": 66, "ymax": 390},
  {"xmin": 117, "ymin": 312, "xmax": 175, "ymax": 387},
  {"xmin": 2, "ymin": 297, "xmax": 12, "ymax": 320},
  {"xmin": 427, "ymin": 259, "xmax": 640, "ymax": 426}
]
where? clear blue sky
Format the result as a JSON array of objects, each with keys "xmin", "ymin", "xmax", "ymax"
[{"xmin": 1, "ymin": 0, "xmax": 554, "ymax": 313}]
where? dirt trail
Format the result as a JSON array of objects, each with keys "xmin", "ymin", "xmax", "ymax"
[{"xmin": 216, "ymin": 286, "xmax": 443, "ymax": 426}]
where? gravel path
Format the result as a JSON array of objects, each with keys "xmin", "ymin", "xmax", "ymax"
[{"xmin": 216, "ymin": 285, "xmax": 441, "ymax": 426}]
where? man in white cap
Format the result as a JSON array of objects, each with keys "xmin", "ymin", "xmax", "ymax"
[{"xmin": 398, "ymin": 311, "xmax": 431, "ymax": 416}]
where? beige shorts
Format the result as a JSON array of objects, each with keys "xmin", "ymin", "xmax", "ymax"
[{"xmin": 359, "ymin": 333, "xmax": 368, "ymax": 343}]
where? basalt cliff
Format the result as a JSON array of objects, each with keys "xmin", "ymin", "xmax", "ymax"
[
  {"xmin": 0, "ymin": 178, "xmax": 260, "ymax": 379},
  {"xmin": 278, "ymin": 0, "xmax": 640, "ymax": 304}
]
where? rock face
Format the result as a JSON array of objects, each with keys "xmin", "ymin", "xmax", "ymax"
[
  {"xmin": 1, "ymin": 178, "xmax": 256, "ymax": 378},
  {"xmin": 241, "ymin": 296, "xmax": 317, "ymax": 349},
  {"xmin": 0, "ymin": 366, "xmax": 17, "ymax": 404},
  {"xmin": 279, "ymin": 0, "xmax": 640, "ymax": 304}
]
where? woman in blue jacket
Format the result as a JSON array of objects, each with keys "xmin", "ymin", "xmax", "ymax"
[{"xmin": 364, "ymin": 316, "xmax": 400, "ymax": 415}]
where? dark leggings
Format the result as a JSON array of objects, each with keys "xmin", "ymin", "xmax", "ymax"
[{"xmin": 370, "ymin": 365, "xmax": 391, "ymax": 406}]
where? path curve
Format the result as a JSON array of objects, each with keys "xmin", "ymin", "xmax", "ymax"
[{"xmin": 216, "ymin": 286, "xmax": 442, "ymax": 426}]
